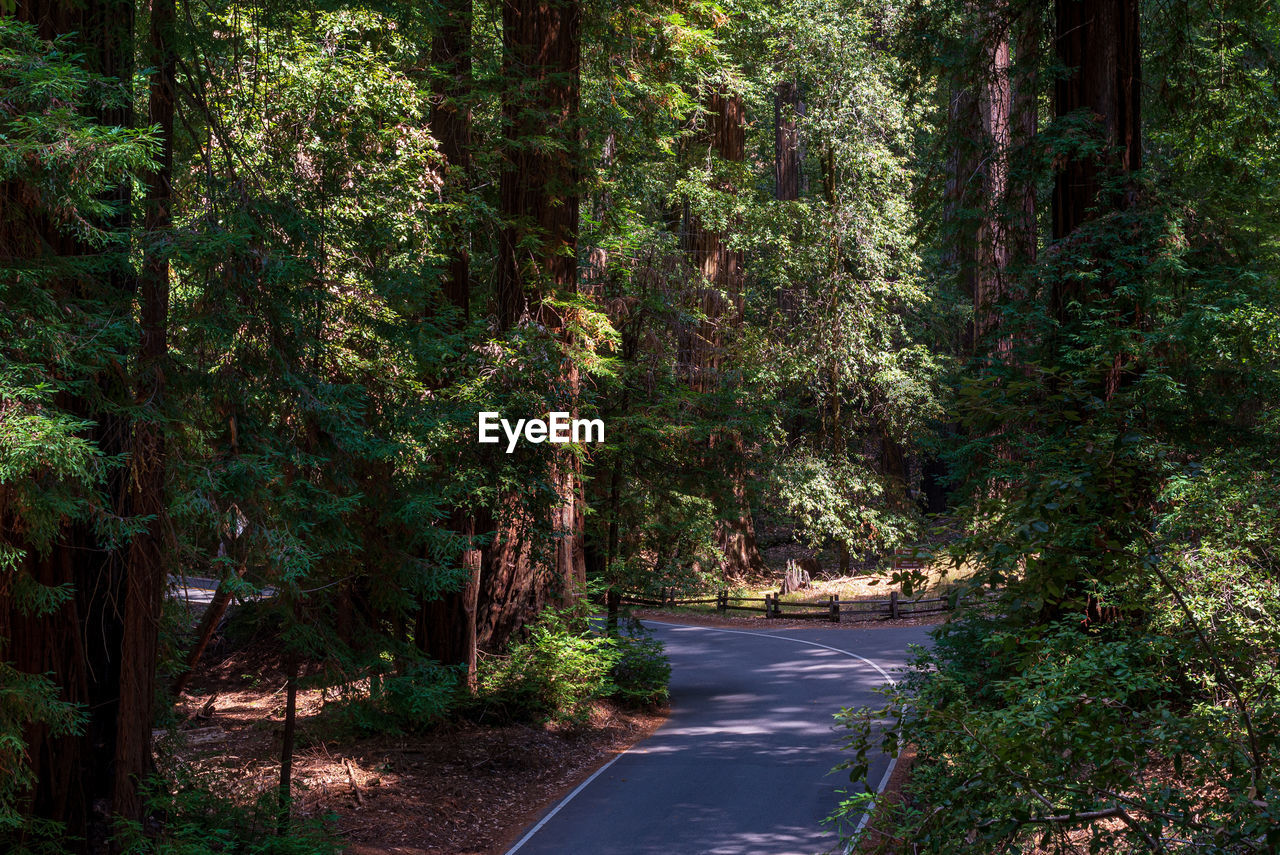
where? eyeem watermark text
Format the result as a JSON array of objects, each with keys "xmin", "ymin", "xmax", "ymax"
[{"xmin": 478, "ymin": 412, "xmax": 604, "ymax": 453}]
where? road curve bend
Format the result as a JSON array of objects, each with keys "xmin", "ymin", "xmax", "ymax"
[{"xmin": 506, "ymin": 621, "xmax": 931, "ymax": 855}]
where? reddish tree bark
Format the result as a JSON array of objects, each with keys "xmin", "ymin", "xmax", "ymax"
[
  {"xmin": 1052, "ymin": 0, "xmax": 1141, "ymax": 242},
  {"xmin": 0, "ymin": 2, "xmax": 156, "ymax": 850},
  {"xmin": 480, "ymin": 0, "xmax": 585, "ymax": 649},
  {"xmin": 417, "ymin": 510, "xmax": 484, "ymax": 688},
  {"xmin": 1051, "ymin": 0, "xmax": 1141, "ymax": 403},
  {"xmin": 774, "ymin": 81, "xmax": 802, "ymax": 202},
  {"xmin": 681, "ymin": 89, "xmax": 767, "ymax": 577},
  {"xmin": 114, "ymin": 0, "xmax": 175, "ymax": 830},
  {"xmin": 417, "ymin": 0, "xmax": 485, "ymax": 683},
  {"xmin": 431, "ymin": 0, "xmax": 473, "ymax": 318},
  {"xmin": 1011, "ymin": 5, "xmax": 1040, "ymax": 270},
  {"xmin": 496, "ymin": 0, "xmax": 581, "ymax": 331},
  {"xmin": 946, "ymin": 14, "xmax": 1013, "ymax": 354}
]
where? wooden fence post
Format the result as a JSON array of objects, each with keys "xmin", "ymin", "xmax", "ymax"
[
  {"xmin": 765, "ymin": 593, "xmax": 775, "ymax": 619},
  {"xmin": 830, "ymin": 595, "xmax": 839, "ymax": 623},
  {"xmin": 718, "ymin": 589, "xmax": 727, "ymax": 614},
  {"xmin": 890, "ymin": 590, "xmax": 900, "ymax": 620},
  {"xmin": 606, "ymin": 588, "xmax": 620, "ymax": 636}
]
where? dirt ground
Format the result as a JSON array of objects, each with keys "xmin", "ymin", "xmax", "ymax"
[
  {"xmin": 164, "ymin": 526, "xmax": 962, "ymax": 854},
  {"xmin": 165, "ymin": 643, "xmax": 665, "ymax": 855}
]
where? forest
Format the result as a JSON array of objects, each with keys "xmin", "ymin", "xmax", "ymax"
[{"xmin": 1, "ymin": 0, "xmax": 1278, "ymax": 851}]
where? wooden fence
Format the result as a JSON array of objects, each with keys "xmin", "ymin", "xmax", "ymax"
[
  {"xmin": 605, "ymin": 547, "xmax": 986, "ymax": 623},
  {"xmin": 613, "ymin": 587, "xmax": 964, "ymax": 623}
]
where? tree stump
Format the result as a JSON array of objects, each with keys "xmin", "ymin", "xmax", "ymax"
[{"xmin": 780, "ymin": 559, "xmax": 812, "ymax": 595}]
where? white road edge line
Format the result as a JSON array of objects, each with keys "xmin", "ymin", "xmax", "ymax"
[
  {"xmin": 503, "ymin": 621, "xmax": 900, "ymax": 855},
  {"xmin": 505, "ymin": 752, "xmax": 625, "ymax": 855},
  {"xmin": 647, "ymin": 625, "xmax": 898, "ymax": 852}
]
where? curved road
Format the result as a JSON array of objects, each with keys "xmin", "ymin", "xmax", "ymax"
[{"xmin": 507, "ymin": 621, "xmax": 931, "ymax": 855}]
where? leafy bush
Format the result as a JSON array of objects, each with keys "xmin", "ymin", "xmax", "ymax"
[
  {"xmin": 477, "ymin": 617, "xmax": 614, "ymax": 725},
  {"xmin": 608, "ymin": 622, "xmax": 670, "ymax": 707},
  {"xmin": 476, "ymin": 605, "xmax": 669, "ymax": 724},
  {"xmin": 832, "ymin": 614, "xmax": 1280, "ymax": 853},
  {"xmin": 329, "ymin": 659, "xmax": 460, "ymax": 736},
  {"xmin": 111, "ymin": 766, "xmax": 341, "ymax": 855}
]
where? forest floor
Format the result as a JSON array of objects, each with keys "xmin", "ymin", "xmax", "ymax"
[
  {"xmin": 164, "ymin": 639, "xmax": 665, "ymax": 855},
  {"xmin": 163, "ymin": 524, "xmax": 960, "ymax": 853},
  {"xmin": 749, "ymin": 519, "xmax": 980, "ymax": 604}
]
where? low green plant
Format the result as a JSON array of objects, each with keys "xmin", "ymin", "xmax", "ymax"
[
  {"xmin": 608, "ymin": 621, "xmax": 670, "ymax": 707},
  {"xmin": 111, "ymin": 766, "xmax": 341, "ymax": 855},
  {"xmin": 476, "ymin": 601, "xmax": 669, "ymax": 724},
  {"xmin": 831, "ymin": 613, "xmax": 1280, "ymax": 853},
  {"xmin": 329, "ymin": 659, "xmax": 460, "ymax": 736}
]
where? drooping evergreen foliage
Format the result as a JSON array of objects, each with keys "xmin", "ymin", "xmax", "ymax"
[
  {"xmin": 832, "ymin": 0, "xmax": 1280, "ymax": 851},
  {"xmin": 2, "ymin": 0, "xmax": 1278, "ymax": 850}
]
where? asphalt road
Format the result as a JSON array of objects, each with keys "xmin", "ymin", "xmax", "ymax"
[
  {"xmin": 507, "ymin": 620, "xmax": 932, "ymax": 855},
  {"xmin": 169, "ymin": 575, "xmax": 275, "ymax": 608}
]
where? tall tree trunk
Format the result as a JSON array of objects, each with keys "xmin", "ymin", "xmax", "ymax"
[
  {"xmin": 2, "ymin": 2, "xmax": 141, "ymax": 850},
  {"xmin": 495, "ymin": 0, "xmax": 581, "ymax": 332},
  {"xmin": 1052, "ymin": 0, "xmax": 1141, "ymax": 242},
  {"xmin": 976, "ymin": 31, "xmax": 1011, "ymax": 344},
  {"xmin": 417, "ymin": 510, "xmax": 484, "ymax": 690},
  {"xmin": 1040, "ymin": 0, "xmax": 1142, "ymax": 617},
  {"xmin": 774, "ymin": 80, "xmax": 804, "ymax": 316},
  {"xmin": 682, "ymin": 88, "xmax": 767, "ymax": 578},
  {"xmin": 774, "ymin": 81, "xmax": 802, "ymax": 202},
  {"xmin": 1052, "ymin": 0, "xmax": 1141, "ymax": 402},
  {"xmin": 113, "ymin": 0, "xmax": 175, "ymax": 831},
  {"xmin": 480, "ymin": 0, "xmax": 584, "ymax": 649},
  {"xmin": 418, "ymin": 0, "xmax": 484, "ymax": 684},
  {"xmin": 947, "ymin": 13, "xmax": 1012, "ymax": 354},
  {"xmin": 431, "ymin": 0, "xmax": 472, "ymax": 318},
  {"xmin": 1010, "ymin": 5, "xmax": 1040, "ymax": 270}
]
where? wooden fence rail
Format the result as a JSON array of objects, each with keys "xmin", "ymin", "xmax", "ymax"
[{"xmin": 611, "ymin": 588, "xmax": 975, "ymax": 623}]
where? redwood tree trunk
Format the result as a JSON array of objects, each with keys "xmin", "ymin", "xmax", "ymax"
[
  {"xmin": 681, "ymin": 89, "xmax": 767, "ymax": 578},
  {"xmin": 1052, "ymin": 0, "xmax": 1141, "ymax": 242},
  {"xmin": 774, "ymin": 80, "xmax": 803, "ymax": 316},
  {"xmin": 1011, "ymin": 6, "xmax": 1040, "ymax": 270},
  {"xmin": 2, "ymin": 2, "xmax": 145, "ymax": 850},
  {"xmin": 1051, "ymin": 0, "xmax": 1141, "ymax": 401},
  {"xmin": 431, "ymin": 0, "xmax": 472, "ymax": 318},
  {"xmin": 495, "ymin": 0, "xmax": 581, "ymax": 331},
  {"xmin": 417, "ymin": 511, "xmax": 484, "ymax": 689},
  {"xmin": 774, "ymin": 81, "xmax": 802, "ymax": 202},
  {"xmin": 480, "ymin": 0, "xmax": 585, "ymax": 649},
  {"xmin": 418, "ymin": 0, "xmax": 485, "ymax": 682},
  {"xmin": 114, "ymin": 0, "xmax": 175, "ymax": 830},
  {"xmin": 946, "ymin": 15, "xmax": 1012, "ymax": 354}
]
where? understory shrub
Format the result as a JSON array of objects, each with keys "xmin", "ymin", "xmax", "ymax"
[
  {"xmin": 607, "ymin": 620, "xmax": 670, "ymax": 707},
  {"xmin": 110, "ymin": 765, "xmax": 341, "ymax": 855},
  {"xmin": 328, "ymin": 659, "xmax": 460, "ymax": 736},
  {"xmin": 476, "ymin": 606, "xmax": 669, "ymax": 724},
  {"xmin": 831, "ymin": 613, "xmax": 1280, "ymax": 853}
]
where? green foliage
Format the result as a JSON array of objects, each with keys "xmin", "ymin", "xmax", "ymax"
[
  {"xmin": 772, "ymin": 453, "xmax": 906, "ymax": 556},
  {"xmin": 476, "ymin": 602, "xmax": 669, "ymax": 724},
  {"xmin": 112, "ymin": 766, "xmax": 340, "ymax": 855},
  {"xmin": 0, "ymin": 664, "xmax": 85, "ymax": 839},
  {"xmin": 0, "ymin": 18, "xmax": 154, "ymax": 842},
  {"xmin": 327, "ymin": 659, "xmax": 460, "ymax": 737},
  {"xmin": 606, "ymin": 619, "xmax": 671, "ymax": 707},
  {"xmin": 834, "ymin": 616, "xmax": 1280, "ymax": 853},
  {"xmin": 832, "ymin": 0, "xmax": 1280, "ymax": 851}
]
